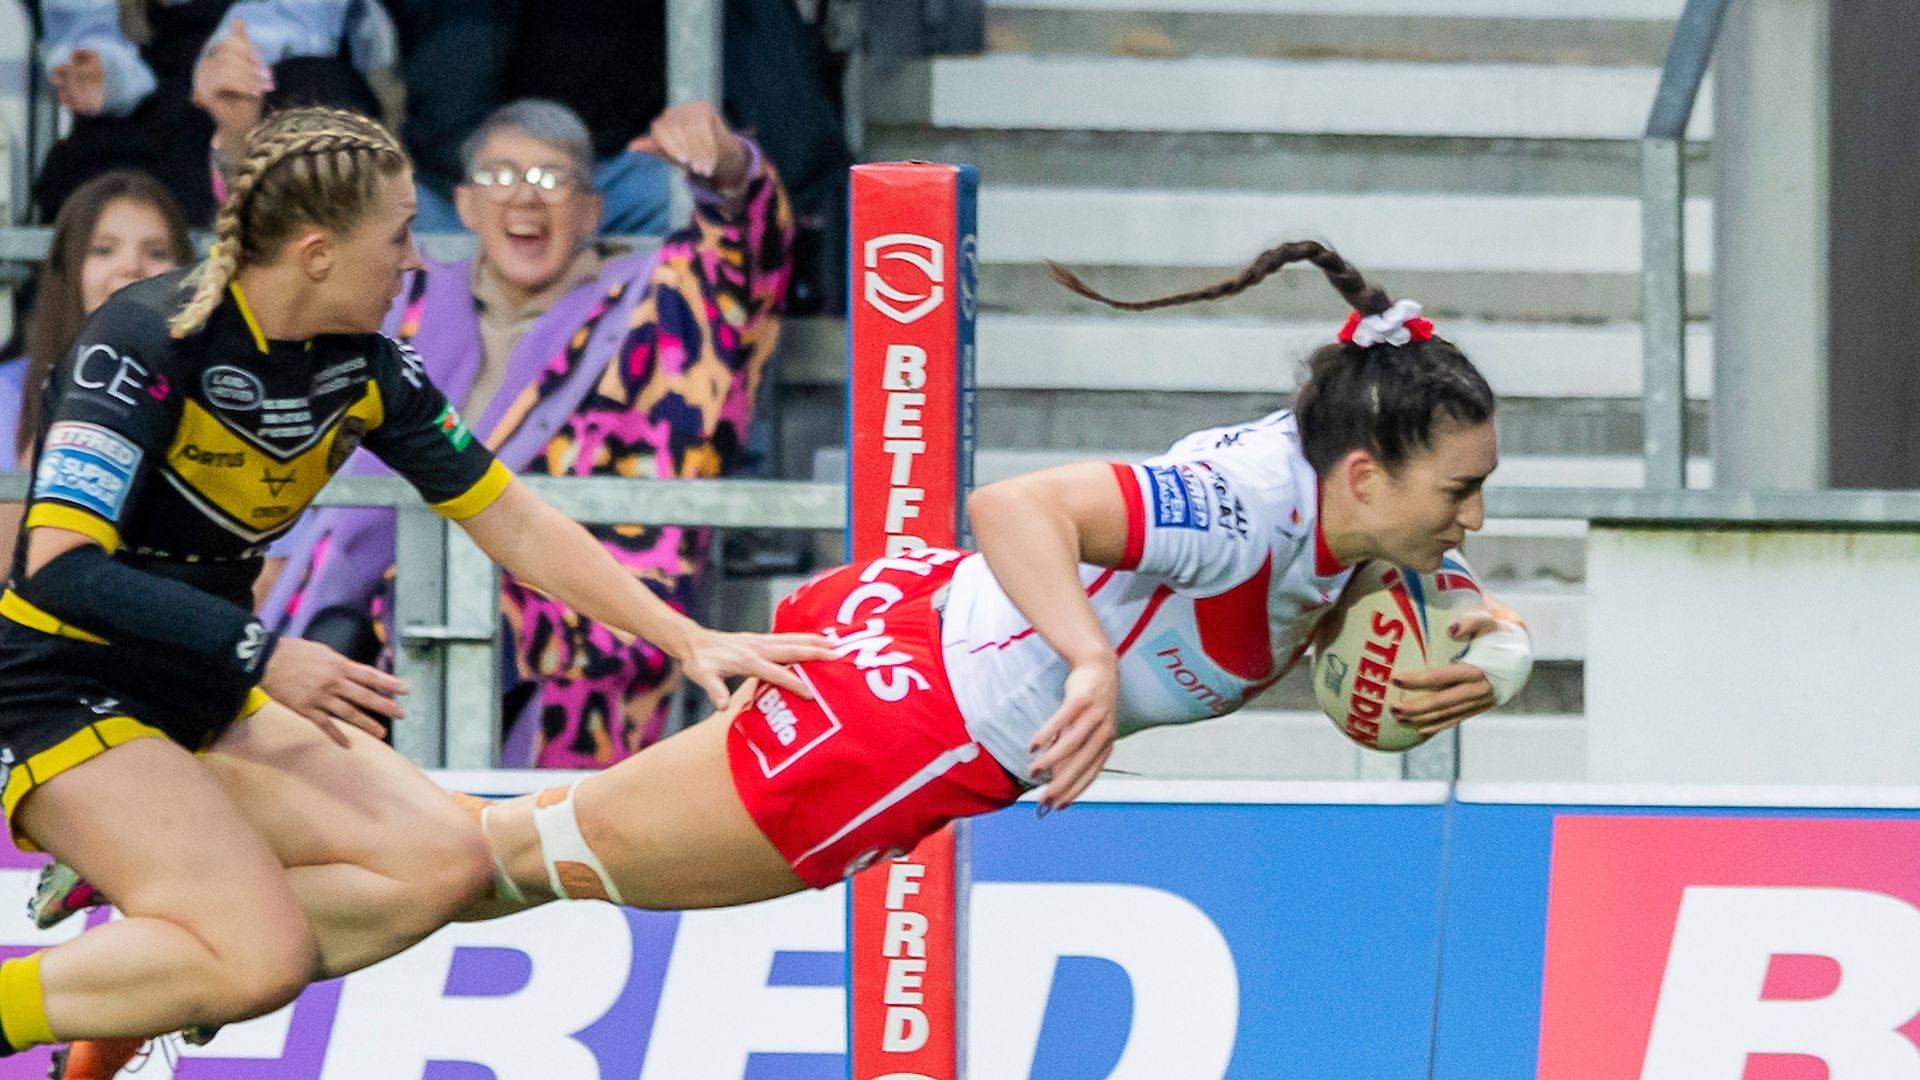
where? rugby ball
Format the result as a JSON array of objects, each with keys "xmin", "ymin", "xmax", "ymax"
[{"xmin": 1311, "ymin": 558, "xmax": 1486, "ymax": 752}]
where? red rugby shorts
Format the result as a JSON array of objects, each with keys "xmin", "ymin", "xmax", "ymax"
[{"xmin": 727, "ymin": 551, "xmax": 1024, "ymax": 888}]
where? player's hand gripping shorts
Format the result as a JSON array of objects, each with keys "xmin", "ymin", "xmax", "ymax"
[{"xmin": 727, "ymin": 550, "xmax": 1024, "ymax": 888}]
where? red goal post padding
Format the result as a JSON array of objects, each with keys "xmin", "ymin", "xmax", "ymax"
[{"xmin": 846, "ymin": 162, "xmax": 978, "ymax": 1080}]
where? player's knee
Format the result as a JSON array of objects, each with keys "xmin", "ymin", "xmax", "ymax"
[
  {"xmin": 197, "ymin": 921, "xmax": 320, "ymax": 1023},
  {"xmin": 391, "ymin": 815, "xmax": 495, "ymax": 927}
]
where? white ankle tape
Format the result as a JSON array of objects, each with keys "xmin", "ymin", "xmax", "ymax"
[
  {"xmin": 532, "ymin": 779, "xmax": 624, "ymax": 905},
  {"xmin": 478, "ymin": 804, "xmax": 528, "ymax": 906}
]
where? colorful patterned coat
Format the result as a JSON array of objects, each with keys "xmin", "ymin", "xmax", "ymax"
[{"xmin": 265, "ymin": 146, "xmax": 792, "ymax": 767}]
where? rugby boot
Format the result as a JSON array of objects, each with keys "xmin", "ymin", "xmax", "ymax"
[
  {"xmin": 49, "ymin": 1038, "xmax": 145, "ymax": 1079},
  {"xmin": 28, "ymin": 864, "xmax": 105, "ymax": 930}
]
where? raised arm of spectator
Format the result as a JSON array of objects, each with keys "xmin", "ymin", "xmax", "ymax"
[
  {"xmin": 632, "ymin": 101, "xmax": 796, "ymax": 341},
  {"xmin": 200, "ymin": 1, "xmax": 370, "ymax": 71},
  {"xmin": 43, "ymin": 0, "xmax": 156, "ymax": 117}
]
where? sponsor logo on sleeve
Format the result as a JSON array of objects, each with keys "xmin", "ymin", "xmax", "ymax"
[
  {"xmin": 394, "ymin": 341, "xmax": 427, "ymax": 388},
  {"xmin": 1209, "ymin": 472, "xmax": 1249, "ymax": 539},
  {"xmin": 71, "ymin": 344, "xmax": 152, "ymax": 407},
  {"xmin": 34, "ymin": 422, "xmax": 142, "ymax": 521},
  {"xmin": 236, "ymin": 622, "xmax": 269, "ymax": 671},
  {"xmin": 1143, "ymin": 463, "xmax": 1210, "ymax": 530},
  {"xmin": 433, "ymin": 404, "xmax": 473, "ymax": 451}
]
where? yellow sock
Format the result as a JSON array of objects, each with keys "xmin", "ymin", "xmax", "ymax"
[{"xmin": 0, "ymin": 951, "xmax": 54, "ymax": 1051}]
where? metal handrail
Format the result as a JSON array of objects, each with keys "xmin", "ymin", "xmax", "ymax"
[
  {"xmin": 1640, "ymin": 0, "xmax": 1733, "ymax": 491},
  {"xmin": 391, "ymin": 475, "xmax": 839, "ymax": 768},
  {"xmin": 0, "ymin": 230, "xmax": 661, "ymax": 281},
  {"xmin": 0, "ymin": 471, "xmax": 838, "ymax": 767}
]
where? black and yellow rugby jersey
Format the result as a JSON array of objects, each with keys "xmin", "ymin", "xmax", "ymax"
[{"xmin": 12, "ymin": 268, "xmax": 511, "ymax": 610}]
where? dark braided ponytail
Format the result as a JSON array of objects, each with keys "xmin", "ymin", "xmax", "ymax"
[{"xmin": 1050, "ymin": 239, "xmax": 1494, "ymax": 475}]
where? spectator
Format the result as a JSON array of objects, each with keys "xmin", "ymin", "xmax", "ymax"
[
  {"xmin": 262, "ymin": 98, "xmax": 793, "ymax": 767},
  {"xmin": 0, "ymin": 168, "xmax": 192, "ymax": 568},
  {"xmin": 392, "ymin": 0, "xmax": 673, "ymax": 235},
  {"xmin": 36, "ymin": 0, "xmax": 393, "ymax": 225},
  {"xmin": 390, "ymin": 0, "xmax": 851, "ymax": 308}
]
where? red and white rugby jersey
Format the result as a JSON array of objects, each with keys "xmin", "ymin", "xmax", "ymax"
[{"xmin": 941, "ymin": 409, "xmax": 1357, "ymax": 777}]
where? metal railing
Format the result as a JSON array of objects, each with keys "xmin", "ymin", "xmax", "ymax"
[
  {"xmin": 0, "ymin": 470, "xmax": 840, "ymax": 767},
  {"xmin": 375, "ymin": 473, "xmax": 840, "ymax": 768},
  {"xmin": 1640, "ymin": 0, "xmax": 1732, "ymax": 490},
  {"xmin": 0, "ymin": 228, "xmax": 562, "ymax": 283}
]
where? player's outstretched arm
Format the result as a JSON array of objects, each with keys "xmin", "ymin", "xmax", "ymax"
[
  {"xmin": 455, "ymin": 477, "xmax": 833, "ymax": 707},
  {"xmin": 967, "ymin": 461, "xmax": 1135, "ymax": 810}
]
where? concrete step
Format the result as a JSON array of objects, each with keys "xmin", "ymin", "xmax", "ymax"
[
  {"xmin": 872, "ymin": 54, "xmax": 1712, "ymax": 141},
  {"xmin": 864, "ymin": 126, "xmax": 1715, "ymax": 199},
  {"xmin": 776, "ymin": 379, "xmax": 1708, "ymax": 479},
  {"xmin": 984, "ymin": 7, "xmax": 1679, "ymax": 66},
  {"xmin": 912, "ymin": 445, "xmax": 1715, "ymax": 488},
  {"xmin": 986, "ymin": 0, "xmax": 1682, "ymax": 18},
  {"xmin": 773, "ymin": 381, "xmax": 1710, "ymax": 489},
  {"xmin": 778, "ymin": 315, "xmax": 1715, "ymax": 399},
  {"xmin": 1458, "ymin": 520, "xmax": 1588, "ymax": 585},
  {"xmin": 1107, "ymin": 708, "xmax": 1586, "ymax": 782},
  {"xmin": 976, "ymin": 262, "xmax": 1711, "ymax": 323},
  {"xmin": 976, "ymin": 186, "xmax": 1713, "ymax": 275},
  {"xmin": 975, "ymin": 394, "xmax": 1706, "ymax": 458}
]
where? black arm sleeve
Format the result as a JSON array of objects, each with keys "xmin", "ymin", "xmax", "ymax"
[{"xmin": 15, "ymin": 544, "xmax": 277, "ymax": 699}]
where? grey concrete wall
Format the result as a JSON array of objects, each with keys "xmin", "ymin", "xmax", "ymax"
[{"xmin": 1711, "ymin": 0, "xmax": 1829, "ymax": 490}]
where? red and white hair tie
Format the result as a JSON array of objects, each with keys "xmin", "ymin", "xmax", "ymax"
[{"xmin": 1338, "ymin": 299, "xmax": 1434, "ymax": 348}]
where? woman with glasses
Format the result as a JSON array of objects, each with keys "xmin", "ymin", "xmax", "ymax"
[{"xmin": 256, "ymin": 96, "xmax": 797, "ymax": 769}]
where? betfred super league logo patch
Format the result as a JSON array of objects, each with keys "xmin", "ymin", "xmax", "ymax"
[{"xmin": 1143, "ymin": 463, "xmax": 1209, "ymax": 530}]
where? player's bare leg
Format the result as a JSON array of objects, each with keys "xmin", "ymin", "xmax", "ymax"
[
  {"xmin": 198, "ymin": 701, "xmax": 495, "ymax": 977},
  {"xmin": 9, "ymin": 740, "xmax": 318, "ymax": 1043},
  {"xmin": 471, "ymin": 683, "xmax": 804, "ymax": 916}
]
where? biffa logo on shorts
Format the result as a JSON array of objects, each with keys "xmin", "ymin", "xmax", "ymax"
[
  {"xmin": 864, "ymin": 234, "xmax": 945, "ymax": 325},
  {"xmin": 742, "ymin": 680, "xmax": 842, "ymax": 779}
]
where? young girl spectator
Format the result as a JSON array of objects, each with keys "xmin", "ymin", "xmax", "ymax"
[{"xmin": 0, "ymin": 170, "xmax": 192, "ymax": 569}]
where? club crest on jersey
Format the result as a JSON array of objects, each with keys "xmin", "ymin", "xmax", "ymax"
[
  {"xmin": 328, "ymin": 417, "xmax": 368, "ymax": 472},
  {"xmin": 1144, "ymin": 463, "xmax": 1210, "ymax": 530}
]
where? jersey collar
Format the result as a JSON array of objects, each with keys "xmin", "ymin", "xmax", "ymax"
[
  {"xmin": 1312, "ymin": 488, "xmax": 1348, "ymax": 577},
  {"xmin": 229, "ymin": 281, "xmax": 314, "ymax": 353}
]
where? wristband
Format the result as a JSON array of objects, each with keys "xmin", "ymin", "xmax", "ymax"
[{"xmin": 1460, "ymin": 619, "xmax": 1533, "ymax": 706}]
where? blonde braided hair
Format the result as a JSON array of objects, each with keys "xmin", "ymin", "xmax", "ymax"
[{"xmin": 170, "ymin": 106, "xmax": 410, "ymax": 338}]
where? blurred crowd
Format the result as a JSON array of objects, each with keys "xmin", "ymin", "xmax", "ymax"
[{"xmin": 3, "ymin": 0, "xmax": 857, "ymax": 768}]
